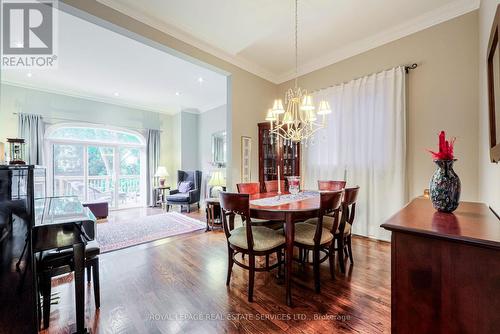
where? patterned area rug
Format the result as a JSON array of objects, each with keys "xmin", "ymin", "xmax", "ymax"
[{"xmin": 96, "ymin": 212, "xmax": 205, "ymax": 253}]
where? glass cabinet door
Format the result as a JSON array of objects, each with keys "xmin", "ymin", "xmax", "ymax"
[{"xmin": 262, "ymin": 129, "xmax": 278, "ymax": 182}]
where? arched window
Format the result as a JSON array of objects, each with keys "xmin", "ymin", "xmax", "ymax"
[{"xmin": 45, "ymin": 124, "xmax": 146, "ymax": 209}]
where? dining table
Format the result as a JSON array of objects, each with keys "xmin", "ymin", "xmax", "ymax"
[{"xmin": 249, "ymin": 191, "xmax": 321, "ymax": 307}]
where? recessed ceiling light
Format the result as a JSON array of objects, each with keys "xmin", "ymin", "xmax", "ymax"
[
  {"xmin": 113, "ymin": 92, "xmax": 120, "ymax": 97},
  {"xmin": 175, "ymin": 92, "xmax": 180, "ymax": 96},
  {"xmin": 26, "ymin": 72, "xmax": 32, "ymax": 78},
  {"xmin": 198, "ymin": 77, "xmax": 204, "ymax": 83}
]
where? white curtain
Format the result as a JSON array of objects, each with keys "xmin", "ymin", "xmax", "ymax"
[
  {"xmin": 18, "ymin": 113, "xmax": 44, "ymax": 165},
  {"xmin": 146, "ymin": 129, "xmax": 161, "ymax": 207},
  {"xmin": 304, "ymin": 66, "xmax": 406, "ymax": 241}
]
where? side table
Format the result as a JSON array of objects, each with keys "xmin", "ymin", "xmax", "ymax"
[
  {"xmin": 205, "ymin": 198, "xmax": 222, "ymax": 232},
  {"xmin": 153, "ymin": 186, "xmax": 171, "ymax": 208}
]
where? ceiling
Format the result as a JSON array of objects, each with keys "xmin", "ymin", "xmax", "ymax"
[
  {"xmin": 97, "ymin": 0, "xmax": 479, "ymax": 83},
  {"xmin": 1, "ymin": 10, "xmax": 227, "ymax": 115}
]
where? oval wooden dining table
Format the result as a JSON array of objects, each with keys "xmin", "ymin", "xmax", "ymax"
[{"xmin": 249, "ymin": 191, "xmax": 320, "ymax": 307}]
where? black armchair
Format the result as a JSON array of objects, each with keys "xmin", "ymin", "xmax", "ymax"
[{"xmin": 165, "ymin": 170, "xmax": 202, "ymax": 213}]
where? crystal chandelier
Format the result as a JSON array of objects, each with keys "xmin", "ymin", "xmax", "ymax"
[{"xmin": 266, "ymin": 0, "xmax": 331, "ymax": 142}]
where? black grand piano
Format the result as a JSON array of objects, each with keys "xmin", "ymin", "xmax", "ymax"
[{"xmin": 0, "ymin": 165, "xmax": 96, "ymax": 333}]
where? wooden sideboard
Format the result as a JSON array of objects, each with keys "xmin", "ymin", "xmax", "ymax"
[{"xmin": 381, "ymin": 198, "xmax": 500, "ymax": 334}]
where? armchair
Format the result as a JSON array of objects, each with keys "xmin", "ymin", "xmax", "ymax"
[{"xmin": 165, "ymin": 170, "xmax": 202, "ymax": 213}]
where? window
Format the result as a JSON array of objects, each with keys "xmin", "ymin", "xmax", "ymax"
[{"xmin": 46, "ymin": 124, "xmax": 146, "ymax": 209}]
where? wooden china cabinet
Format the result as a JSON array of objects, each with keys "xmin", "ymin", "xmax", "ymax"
[{"xmin": 258, "ymin": 122, "xmax": 300, "ymax": 192}]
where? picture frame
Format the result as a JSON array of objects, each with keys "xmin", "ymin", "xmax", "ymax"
[
  {"xmin": 487, "ymin": 4, "xmax": 500, "ymax": 163},
  {"xmin": 241, "ymin": 136, "xmax": 252, "ymax": 182}
]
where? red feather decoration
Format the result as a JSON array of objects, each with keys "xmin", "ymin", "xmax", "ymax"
[{"xmin": 428, "ymin": 131, "xmax": 455, "ymax": 160}]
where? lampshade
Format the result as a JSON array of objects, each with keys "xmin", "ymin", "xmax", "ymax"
[
  {"xmin": 265, "ymin": 109, "xmax": 276, "ymax": 121},
  {"xmin": 306, "ymin": 110, "xmax": 317, "ymax": 122},
  {"xmin": 317, "ymin": 100, "xmax": 332, "ymax": 115},
  {"xmin": 272, "ymin": 99, "xmax": 285, "ymax": 114},
  {"xmin": 154, "ymin": 166, "xmax": 169, "ymax": 178},
  {"xmin": 300, "ymin": 95, "xmax": 315, "ymax": 111},
  {"xmin": 0, "ymin": 142, "xmax": 4, "ymax": 164},
  {"xmin": 208, "ymin": 170, "xmax": 225, "ymax": 186}
]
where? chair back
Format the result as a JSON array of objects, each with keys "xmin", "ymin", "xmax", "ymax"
[
  {"xmin": 264, "ymin": 180, "xmax": 285, "ymax": 193},
  {"xmin": 314, "ymin": 190, "xmax": 343, "ymax": 244},
  {"xmin": 236, "ymin": 182, "xmax": 260, "ymax": 195},
  {"xmin": 177, "ymin": 170, "xmax": 202, "ymax": 201},
  {"xmin": 318, "ymin": 180, "xmax": 346, "ymax": 191},
  {"xmin": 339, "ymin": 186, "xmax": 360, "ymax": 233},
  {"xmin": 219, "ymin": 192, "xmax": 255, "ymax": 251}
]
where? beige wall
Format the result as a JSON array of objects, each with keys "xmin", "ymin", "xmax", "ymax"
[
  {"xmin": 61, "ymin": 0, "xmax": 276, "ymax": 190},
  {"xmin": 478, "ymin": 0, "xmax": 500, "ymax": 214},
  {"xmin": 277, "ymin": 12, "xmax": 479, "ymax": 201}
]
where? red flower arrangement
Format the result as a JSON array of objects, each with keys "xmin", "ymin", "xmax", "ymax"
[{"xmin": 429, "ymin": 131, "xmax": 455, "ymax": 160}]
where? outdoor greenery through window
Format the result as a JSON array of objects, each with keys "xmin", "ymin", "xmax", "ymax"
[{"xmin": 47, "ymin": 125, "xmax": 145, "ymax": 209}]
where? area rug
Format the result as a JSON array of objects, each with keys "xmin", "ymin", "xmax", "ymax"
[{"xmin": 96, "ymin": 212, "xmax": 205, "ymax": 253}]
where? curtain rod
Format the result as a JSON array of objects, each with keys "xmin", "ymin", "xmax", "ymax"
[
  {"xmin": 308, "ymin": 63, "xmax": 419, "ymax": 94},
  {"xmin": 12, "ymin": 112, "xmax": 163, "ymax": 132}
]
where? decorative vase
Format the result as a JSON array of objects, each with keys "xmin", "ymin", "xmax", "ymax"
[{"xmin": 429, "ymin": 159, "xmax": 461, "ymax": 213}]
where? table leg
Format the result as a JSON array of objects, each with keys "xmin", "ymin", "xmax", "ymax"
[
  {"xmin": 285, "ymin": 212, "xmax": 294, "ymax": 307},
  {"xmin": 73, "ymin": 242, "xmax": 86, "ymax": 334},
  {"xmin": 210, "ymin": 205, "xmax": 215, "ymax": 230}
]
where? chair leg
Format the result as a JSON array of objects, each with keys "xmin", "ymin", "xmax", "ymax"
[
  {"xmin": 347, "ymin": 235, "xmax": 354, "ymax": 264},
  {"xmin": 226, "ymin": 247, "xmax": 234, "ymax": 286},
  {"xmin": 91, "ymin": 258, "xmax": 100, "ymax": 308},
  {"xmin": 248, "ymin": 255, "xmax": 255, "ymax": 302},
  {"xmin": 337, "ymin": 237, "xmax": 346, "ymax": 274},
  {"xmin": 166, "ymin": 205, "xmax": 170, "ymax": 212},
  {"xmin": 187, "ymin": 204, "xmax": 191, "ymax": 213},
  {"xmin": 329, "ymin": 243, "xmax": 336, "ymax": 279},
  {"xmin": 313, "ymin": 249, "xmax": 321, "ymax": 293},
  {"xmin": 86, "ymin": 266, "xmax": 91, "ymax": 283},
  {"xmin": 41, "ymin": 271, "xmax": 52, "ymax": 329},
  {"xmin": 276, "ymin": 250, "xmax": 282, "ymax": 278},
  {"xmin": 265, "ymin": 254, "xmax": 269, "ymax": 270}
]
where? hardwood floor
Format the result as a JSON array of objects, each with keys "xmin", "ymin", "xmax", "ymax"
[{"xmin": 41, "ymin": 208, "xmax": 391, "ymax": 334}]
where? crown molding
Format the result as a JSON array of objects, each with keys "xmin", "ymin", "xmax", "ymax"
[
  {"xmin": 96, "ymin": 0, "xmax": 279, "ymax": 83},
  {"xmin": 1, "ymin": 80, "xmax": 180, "ymax": 115},
  {"xmin": 275, "ymin": 0, "xmax": 480, "ymax": 83},
  {"xmin": 97, "ymin": 0, "xmax": 478, "ymax": 85}
]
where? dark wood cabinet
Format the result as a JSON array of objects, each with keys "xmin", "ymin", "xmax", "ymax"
[
  {"xmin": 381, "ymin": 198, "xmax": 500, "ymax": 334},
  {"xmin": 257, "ymin": 122, "xmax": 300, "ymax": 192}
]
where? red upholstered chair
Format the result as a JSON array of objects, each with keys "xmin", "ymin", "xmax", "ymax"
[
  {"xmin": 264, "ymin": 180, "xmax": 286, "ymax": 193},
  {"xmin": 318, "ymin": 180, "xmax": 346, "ymax": 191},
  {"xmin": 236, "ymin": 182, "xmax": 260, "ymax": 195}
]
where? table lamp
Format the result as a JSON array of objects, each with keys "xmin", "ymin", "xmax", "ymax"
[
  {"xmin": 155, "ymin": 166, "xmax": 169, "ymax": 187},
  {"xmin": 0, "ymin": 142, "xmax": 4, "ymax": 164},
  {"xmin": 208, "ymin": 170, "xmax": 225, "ymax": 197}
]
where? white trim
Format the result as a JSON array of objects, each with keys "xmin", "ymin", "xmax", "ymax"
[
  {"xmin": 95, "ymin": 0, "xmax": 279, "ymax": 83},
  {"xmin": 2, "ymin": 80, "xmax": 177, "ymax": 115},
  {"xmin": 97, "ymin": 0, "xmax": 478, "ymax": 84},
  {"xmin": 275, "ymin": 0, "xmax": 480, "ymax": 83}
]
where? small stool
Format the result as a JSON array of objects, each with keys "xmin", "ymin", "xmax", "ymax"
[{"xmin": 205, "ymin": 198, "xmax": 223, "ymax": 231}]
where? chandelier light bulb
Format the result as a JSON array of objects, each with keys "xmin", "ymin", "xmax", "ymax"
[
  {"xmin": 272, "ymin": 99, "xmax": 285, "ymax": 114},
  {"xmin": 300, "ymin": 95, "xmax": 315, "ymax": 111},
  {"xmin": 266, "ymin": 109, "xmax": 276, "ymax": 121},
  {"xmin": 317, "ymin": 100, "xmax": 332, "ymax": 115}
]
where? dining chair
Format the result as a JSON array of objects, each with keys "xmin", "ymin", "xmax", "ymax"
[
  {"xmin": 264, "ymin": 180, "xmax": 286, "ymax": 193},
  {"xmin": 236, "ymin": 182, "xmax": 260, "ymax": 195},
  {"xmin": 220, "ymin": 192, "xmax": 286, "ymax": 302},
  {"xmin": 292, "ymin": 190, "xmax": 343, "ymax": 293},
  {"xmin": 335, "ymin": 186, "xmax": 360, "ymax": 270},
  {"xmin": 318, "ymin": 180, "xmax": 346, "ymax": 191},
  {"xmin": 38, "ymin": 240, "xmax": 100, "ymax": 329},
  {"xmin": 305, "ymin": 186, "xmax": 360, "ymax": 273}
]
